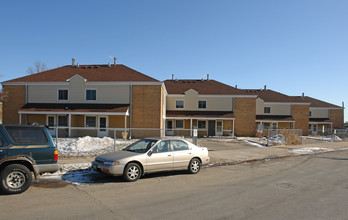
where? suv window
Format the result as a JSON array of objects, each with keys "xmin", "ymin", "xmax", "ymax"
[
  {"xmin": 172, "ymin": 140, "xmax": 189, "ymax": 151},
  {"xmin": 5, "ymin": 127, "xmax": 48, "ymax": 144}
]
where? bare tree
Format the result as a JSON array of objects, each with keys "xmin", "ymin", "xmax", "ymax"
[{"xmin": 27, "ymin": 61, "xmax": 48, "ymax": 74}]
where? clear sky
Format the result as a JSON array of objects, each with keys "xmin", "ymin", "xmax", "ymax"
[{"xmin": 1, "ymin": 0, "xmax": 347, "ymax": 121}]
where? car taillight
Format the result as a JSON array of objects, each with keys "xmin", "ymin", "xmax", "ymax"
[{"xmin": 54, "ymin": 150, "xmax": 58, "ymax": 161}]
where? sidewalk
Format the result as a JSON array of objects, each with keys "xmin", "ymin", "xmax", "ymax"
[{"xmin": 58, "ymin": 138, "xmax": 348, "ymax": 167}]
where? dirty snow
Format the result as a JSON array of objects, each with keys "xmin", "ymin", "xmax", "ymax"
[
  {"xmin": 290, "ymin": 147, "xmax": 332, "ymax": 155},
  {"xmin": 57, "ymin": 136, "xmax": 135, "ymax": 156},
  {"xmin": 244, "ymin": 140, "xmax": 266, "ymax": 148}
]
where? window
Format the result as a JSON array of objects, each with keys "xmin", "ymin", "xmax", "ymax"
[
  {"xmin": 58, "ymin": 116, "xmax": 68, "ymax": 127},
  {"xmin": 86, "ymin": 116, "xmax": 97, "ymax": 127},
  {"xmin": 124, "ymin": 139, "xmax": 157, "ymax": 153},
  {"xmin": 172, "ymin": 140, "xmax": 189, "ymax": 151},
  {"xmin": 176, "ymin": 100, "xmax": 184, "ymax": 109},
  {"xmin": 152, "ymin": 140, "xmax": 171, "ymax": 153},
  {"xmin": 263, "ymin": 122, "xmax": 271, "ymax": 128},
  {"xmin": 47, "ymin": 116, "xmax": 55, "ymax": 127},
  {"xmin": 198, "ymin": 121, "xmax": 206, "ymax": 129},
  {"xmin": 175, "ymin": 120, "xmax": 184, "ymax": 128},
  {"xmin": 198, "ymin": 100, "xmax": 207, "ymax": 109},
  {"xmin": 58, "ymin": 89, "xmax": 68, "ymax": 101},
  {"xmin": 264, "ymin": 107, "xmax": 271, "ymax": 114},
  {"xmin": 5, "ymin": 126, "xmax": 48, "ymax": 144},
  {"xmin": 309, "ymin": 111, "xmax": 312, "ymax": 117},
  {"xmin": 86, "ymin": 89, "xmax": 97, "ymax": 101},
  {"xmin": 309, "ymin": 124, "xmax": 312, "ymax": 130}
]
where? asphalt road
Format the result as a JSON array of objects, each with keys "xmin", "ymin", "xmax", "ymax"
[{"xmin": 1, "ymin": 150, "xmax": 347, "ymax": 220}]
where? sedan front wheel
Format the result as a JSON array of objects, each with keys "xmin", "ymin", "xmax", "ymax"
[{"xmin": 123, "ymin": 163, "xmax": 142, "ymax": 182}]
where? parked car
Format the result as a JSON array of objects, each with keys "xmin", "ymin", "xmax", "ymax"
[
  {"xmin": 92, "ymin": 138, "xmax": 210, "ymax": 182},
  {"xmin": 0, "ymin": 125, "xmax": 59, "ymax": 194}
]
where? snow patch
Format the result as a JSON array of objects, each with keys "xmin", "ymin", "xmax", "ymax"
[
  {"xmin": 244, "ymin": 140, "xmax": 266, "ymax": 148},
  {"xmin": 290, "ymin": 147, "xmax": 331, "ymax": 155}
]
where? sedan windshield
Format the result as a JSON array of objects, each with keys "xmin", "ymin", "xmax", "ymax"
[{"xmin": 123, "ymin": 139, "xmax": 158, "ymax": 153}]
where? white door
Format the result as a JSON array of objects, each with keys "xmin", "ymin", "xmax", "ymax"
[
  {"xmin": 166, "ymin": 120, "xmax": 174, "ymax": 136},
  {"xmin": 312, "ymin": 124, "xmax": 317, "ymax": 135},
  {"xmin": 98, "ymin": 116, "xmax": 108, "ymax": 137},
  {"xmin": 216, "ymin": 121, "xmax": 223, "ymax": 136}
]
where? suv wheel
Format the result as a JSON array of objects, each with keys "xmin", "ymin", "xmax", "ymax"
[{"xmin": 0, "ymin": 164, "xmax": 32, "ymax": 194}]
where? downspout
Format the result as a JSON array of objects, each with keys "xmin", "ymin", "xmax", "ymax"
[
  {"xmin": 25, "ymin": 83, "xmax": 28, "ymax": 124},
  {"xmin": 129, "ymin": 83, "xmax": 133, "ymax": 139}
]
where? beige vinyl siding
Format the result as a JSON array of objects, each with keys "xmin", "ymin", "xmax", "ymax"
[
  {"xmin": 256, "ymin": 98, "xmax": 291, "ymax": 115},
  {"xmin": 167, "ymin": 94, "xmax": 232, "ymax": 111},
  {"xmin": 28, "ymin": 77, "xmax": 130, "ymax": 104},
  {"xmin": 310, "ymin": 108, "xmax": 329, "ymax": 118}
]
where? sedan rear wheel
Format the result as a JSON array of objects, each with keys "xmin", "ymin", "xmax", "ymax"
[
  {"xmin": 188, "ymin": 158, "xmax": 201, "ymax": 174},
  {"xmin": 123, "ymin": 163, "xmax": 142, "ymax": 182}
]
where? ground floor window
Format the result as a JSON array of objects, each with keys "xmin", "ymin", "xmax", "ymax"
[
  {"xmin": 86, "ymin": 116, "xmax": 97, "ymax": 127},
  {"xmin": 198, "ymin": 120, "xmax": 206, "ymax": 129},
  {"xmin": 47, "ymin": 116, "xmax": 55, "ymax": 127},
  {"xmin": 175, "ymin": 120, "xmax": 184, "ymax": 128},
  {"xmin": 58, "ymin": 116, "xmax": 68, "ymax": 127}
]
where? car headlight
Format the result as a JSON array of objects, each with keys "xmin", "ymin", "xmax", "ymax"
[{"xmin": 103, "ymin": 161, "xmax": 119, "ymax": 166}]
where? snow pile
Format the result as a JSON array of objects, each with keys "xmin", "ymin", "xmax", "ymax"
[
  {"xmin": 57, "ymin": 136, "xmax": 135, "ymax": 156},
  {"xmin": 269, "ymin": 134, "xmax": 286, "ymax": 144},
  {"xmin": 290, "ymin": 147, "xmax": 331, "ymax": 155},
  {"xmin": 244, "ymin": 140, "xmax": 266, "ymax": 148},
  {"xmin": 324, "ymin": 135, "xmax": 342, "ymax": 141}
]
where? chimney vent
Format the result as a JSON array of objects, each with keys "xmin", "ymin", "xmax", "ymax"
[
  {"xmin": 235, "ymin": 85, "xmax": 238, "ymax": 89},
  {"xmin": 302, "ymin": 92, "xmax": 304, "ymax": 99},
  {"xmin": 264, "ymin": 85, "xmax": 267, "ymax": 90},
  {"xmin": 76, "ymin": 63, "xmax": 79, "ymax": 67},
  {"xmin": 114, "ymin": 57, "xmax": 117, "ymax": 66},
  {"xmin": 72, "ymin": 58, "xmax": 75, "ymax": 66},
  {"xmin": 172, "ymin": 74, "xmax": 174, "ymax": 81},
  {"xmin": 107, "ymin": 62, "xmax": 111, "ymax": 67},
  {"xmin": 207, "ymin": 74, "xmax": 209, "ymax": 81}
]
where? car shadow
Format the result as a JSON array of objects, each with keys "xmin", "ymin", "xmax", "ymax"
[{"xmin": 61, "ymin": 167, "xmax": 192, "ymax": 185}]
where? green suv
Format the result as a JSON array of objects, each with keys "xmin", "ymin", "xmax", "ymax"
[{"xmin": 0, "ymin": 125, "xmax": 59, "ymax": 194}]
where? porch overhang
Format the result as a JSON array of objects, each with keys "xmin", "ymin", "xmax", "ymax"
[
  {"xmin": 18, "ymin": 103, "xmax": 130, "ymax": 116},
  {"xmin": 165, "ymin": 111, "xmax": 234, "ymax": 120},
  {"xmin": 256, "ymin": 115, "xmax": 295, "ymax": 123},
  {"xmin": 309, "ymin": 118, "xmax": 333, "ymax": 125}
]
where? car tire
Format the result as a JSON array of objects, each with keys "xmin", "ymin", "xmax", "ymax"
[
  {"xmin": 188, "ymin": 158, "xmax": 201, "ymax": 174},
  {"xmin": 0, "ymin": 164, "xmax": 32, "ymax": 194},
  {"xmin": 123, "ymin": 163, "xmax": 142, "ymax": 182}
]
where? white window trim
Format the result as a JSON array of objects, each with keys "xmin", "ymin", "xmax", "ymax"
[
  {"xmin": 57, "ymin": 88, "xmax": 69, "ymax": 101},
  {"xmin": 175, "ymin": 120, "xmax": 184, "ymax": 129},
  {"xmin": 85, "ymin": 88, "xmax": 97, "ymax": 102},
  {"xmin": 46, "ymin": 115, "xmax": 56, "ymax": 127},
  {"xmin": 264, "ymin": 106, "xmax": 271, "ymax": 114},
  {"xmin": 198, "ymin": 100, "xmax": 207, "ymax": 109},
  {"xmin": 175, "ymin": 100, "xmax": 185, "ymax": 109},
  {"xmin": 57, "ymin": 115, "xmax": 68, "ymax": 127},
  {"xmin": 85, "ymin": 115, "xmax": 97, "ymax": 128}
]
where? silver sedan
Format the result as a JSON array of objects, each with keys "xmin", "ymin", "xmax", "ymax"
[{"xmin": 92, "ymin": 138, "xmax": 210, "ymax": 182}]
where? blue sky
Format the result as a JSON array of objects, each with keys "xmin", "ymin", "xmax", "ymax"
[{"xmin": 1, "ymin": 0, "xmax": 347, "ymax": 121}]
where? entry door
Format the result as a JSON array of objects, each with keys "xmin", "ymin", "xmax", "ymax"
[
  {"xmin": 216, "ymin": 121, "xmax": 223, "ymax": 136},
  {"xmin": 98, "ymin": 116, "xmax": 108, "ymax": 137},
  {"xmin": 312, "ymin": 124, "xmax": 317, "ymax": 135},
  {"xmin": 166, "ymin": 120, "xmax": 174, "ymax": 136},
  {"xmin": 208, "ymin": 120, "xmax": 215, "ymax": 137}
]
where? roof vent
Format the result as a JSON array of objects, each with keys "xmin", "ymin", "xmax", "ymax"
[
  {"xmin": 107, "ymin": 62, "xmax": 111, "ymax": 68},
  {"xmin": 175, "ymin": 78, "xmax": 178, "ymax": 83},
  {"xmin": 76, "ymin": 63, "xmax": 79, "ymax": 68},
  {"xmin": 301, "ymin": 92, "xmax": 304, "ymax": 99},
  {"xmin": 172, "ymin": 74, "xmax": 174, "ymax": 81},
  {"xmin": 114, "ymin": 57, "xmax": 117, "ymax": 66},
  {"xmin": 207, "ymin": 74, "xmax": 209, "ymax": 81},
  {"xmin": 235, "ymin": 85, "xmax": 238, "ymax": 88},
  {"xmin": 264, "ymin": 85, "xmax": 267, "ymax": 90},
  {"xmin": 72, "ymin": 58, "xmax": 75, "ymax": 66}
]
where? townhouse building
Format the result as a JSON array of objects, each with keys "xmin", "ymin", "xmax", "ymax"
[
  {"xmin": 164, "ymin": 78, "xmax": 257, "ymax": 137},
  {"xmin": 1, "ymin": 61, "xmax": 344, "ymax": 138},
  {"xmin": 1, "ymin": 61, "xmax": 165, "ymax": 138},
  {"xmin": 293, "ymin": 95, "xmax": 344, "ymax": 134},
  {"xmin": 243, "ymin": 88, "xmax": 311, "ymax": 135}
]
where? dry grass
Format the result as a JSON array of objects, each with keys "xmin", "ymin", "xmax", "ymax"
[{"xmin": 280, "ymin": 130, "xmax": 301, "ymax": 145}]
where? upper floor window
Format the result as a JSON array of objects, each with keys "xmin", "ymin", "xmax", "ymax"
[
  {"xmin": 176, "ymin": 100, "xmax": 184, "ymax": 109},
  {"xmin": 264, "ymin": 107, "xmax": 271, "ymax": 114},
  {"xmin": 86, "ymin": 89, "xmax": 97, "ymax": 101},
  {"xmin": 58, "ymin": 89, "xmax": 68, "ymax": 101},
  {"xmin": 198, "ymin": 100, "xmax": 207, "ymax": 109},
  {"xmin": 309, "ymin": 111, "xmax": 312, "ymax": 117}
]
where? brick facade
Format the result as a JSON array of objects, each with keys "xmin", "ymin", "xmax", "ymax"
[
  {"xmin": 330, "ymin": 109, "xmax": 344, "ymax": 128},
  {"xmin": 234, "ymin": 98, "xmax": 256, "ymax": 136},
  {"xmin": 292, "ymin": 104, "xmax": 309, "ymax": 135},
  {"xmin": 131, "ymin": 85, "xmax": 164, "ymax": 137},
  {"xmin": 2, "ymin": 85, "xmax": 26, "ymax": 124}
]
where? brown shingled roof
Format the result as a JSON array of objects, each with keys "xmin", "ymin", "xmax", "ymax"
[
  {"xmin": 19, "ymin": 103, "xmax": 129, "ymax": 113},
  {"xmin": 4, "ymin": 64, "xmax": 159, "ymax": 83},
  {"xmin": 164, "ymin": 79, "xmax": 251, "ymax": 95},
  {"xmin": 244, "ymin": 89, "xmax": 305, "ymax": 103},
  {"xmin": 166, "ymin": 110, "xmax": 234, "ymax": 118},
  {"xmin": 292, "ymin": 96, "xmax": 342, "ymax": 108}
]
